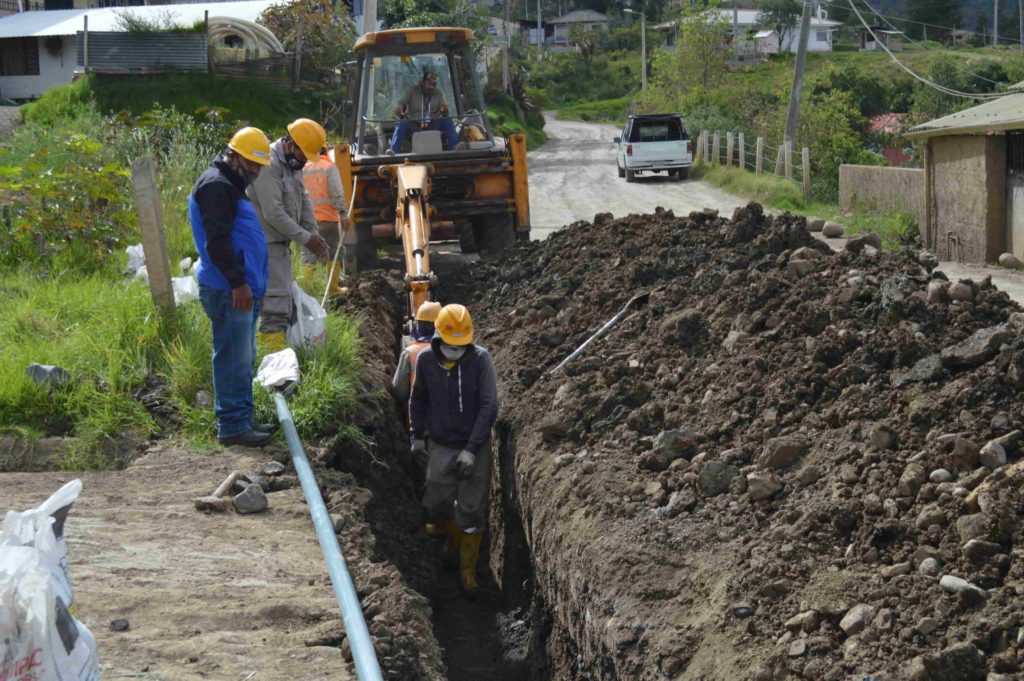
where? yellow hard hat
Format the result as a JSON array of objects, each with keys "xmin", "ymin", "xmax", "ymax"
[
  {"xmin": 415, "ymin": 301, "xmax": 442, "ymax": 322},
  {"xmin": 435, "ymin": 304, "xmax": 473, "ymax": 346},
  {"xmin": 287, "ymin": 118, "xmax": 327, "ymax": 161},
  {"xmin": 228, "ymin": 127, "xmax": 271, "ymax": 166}
]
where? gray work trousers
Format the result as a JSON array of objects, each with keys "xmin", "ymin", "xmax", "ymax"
[
  {"xmin": 423, "ymin": 438, "xmax": 492, "ymax": 533},
  {"xmin": 300, "ymin": 220, "xmax": 342, "ymax": 265},
  {"xmin": 259, "ymin": 242, "xmax": 295, "ymax": 333}
]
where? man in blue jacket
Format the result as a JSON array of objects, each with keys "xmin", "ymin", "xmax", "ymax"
[
  {"xmin": 189, "ymin": 127, "xmax": 274, "ymax": 448},
  {"xmin": 410, "ymin": 304, "xmax": 499, "ymax": 595}
]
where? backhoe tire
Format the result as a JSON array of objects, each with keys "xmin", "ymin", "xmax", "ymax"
[
  {"xmin": 354, "ymin": 223, "xmax": 377, "ymax": 271},
  {"xmin": 474, "ymin": 214, "xmax": 516, "ymax": 253},
  {"xmin": 459, "ymin": 223, "xmax": 478, "ymax": 254},
  {"xmin": 625, "ymin": 169, "xmax": 636, "ymax": 183},
  {"xmin": 617, "ymin": 163, "xmax": 625, "ymax": 178}
]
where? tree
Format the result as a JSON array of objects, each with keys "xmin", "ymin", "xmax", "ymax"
[
  {"xmin": 674, "ymin": 10, "xmax": 731, "ymax": 92},
  {"xmin": 757, "ymin": 0, "xmax": 802, "ymax": 48},
  {"xmin": 260, "ymin": 0, "xmax": 355, "ymax": 84},
  {"xmin": 907, "ymin": 0, "xmax": 961, "ymax": 40},
  {"xmin": 380, "ymin": 0, "xmax": 491, "ymax": 42},
  {"xmin": 568, "ymin": 23, "xmax": 598, "ymax": 68}
]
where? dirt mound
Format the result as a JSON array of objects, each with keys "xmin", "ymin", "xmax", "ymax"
[{"xmin": 466, "ymin": 204, "xmax": 1024, "ymax": 680}]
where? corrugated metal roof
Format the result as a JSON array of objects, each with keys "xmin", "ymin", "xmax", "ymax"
[
  {"xmin": 549, "ymin": 9, "xmax": 607, "ymax": 24},
  {"xmin": 906, "ymin": 93, "xmax": 1024, "ymax": 139},
  {"xmin": 77, "ymin": 31, "xmax": 208, "ymax": 70},
  {"xmin": 0, "ymin": 0, "xmax": 278, "ymax": 38}
]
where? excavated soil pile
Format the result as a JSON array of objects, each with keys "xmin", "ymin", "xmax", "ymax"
[{"xmin": 464, "ymin": 203, "xmax": 1024, "ymax": 680}]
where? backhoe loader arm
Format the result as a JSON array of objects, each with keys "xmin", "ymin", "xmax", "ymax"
[{"xmin": 387, "ymin": 163, "xmax": 438, "ymax": 318}]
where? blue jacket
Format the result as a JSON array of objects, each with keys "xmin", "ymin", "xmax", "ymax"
[
  {"xmin": 189, "ymin": 159, "xmax": 269, "ymax": 297},
  {"xmin": 410, "ymin": 338, "xmax": 499, "ymax": 454}
]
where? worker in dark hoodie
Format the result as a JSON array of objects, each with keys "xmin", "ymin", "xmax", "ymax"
[{"xmin": 409, "ymin": 303, "xmax": 498, "ymax": 596}]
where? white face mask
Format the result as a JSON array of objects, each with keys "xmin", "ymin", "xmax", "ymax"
[{"xmin": 439, "ymin": 343, "xmax": 466, "ymax": 361}]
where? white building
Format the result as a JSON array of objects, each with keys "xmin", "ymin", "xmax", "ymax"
[
  {"xmin": 0, "ymin": 0, "xmax": 276, "ymax": 100},
  {"xmin": 710, "ymin": 8, "xmax": 842, "ymax": 53}
]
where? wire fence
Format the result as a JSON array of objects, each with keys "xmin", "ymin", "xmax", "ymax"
[{"xmin": 693, "ymin": 130, "xmax": 812, "ymax": 200}]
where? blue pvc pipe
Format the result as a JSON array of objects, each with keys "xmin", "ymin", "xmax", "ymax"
[{"xmin": 273, "ymin": 392, "xmax": 384, "ymax": 681}]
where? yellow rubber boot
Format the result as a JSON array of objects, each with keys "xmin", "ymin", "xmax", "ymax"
[
  {"xmin": 299, "ymin": 264, "xmax": 316, "ymax": 282},
  {"xmin": 327, "ymin": 264, "xmax": 347, "ymax": 297},
  {"xmin": 259, "ymin": 331, "xmax": 287, "ymax": 353},
  {"xmin": 459, "ymin": 532, "xmax": 482, "ymax": 596},
  {"xmin": 442, "ymin": 519, "xmax": 461, "ymax": 556}
]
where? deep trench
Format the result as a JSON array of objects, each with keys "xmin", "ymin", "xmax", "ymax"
[{"xmin": 327, "ymin": 250, "xmax": 555, "ymax": 681}]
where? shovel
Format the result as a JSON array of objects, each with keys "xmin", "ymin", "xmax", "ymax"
[{"xmin": 550, "ymin": 292, "xmax": 650, "ymax": 374}]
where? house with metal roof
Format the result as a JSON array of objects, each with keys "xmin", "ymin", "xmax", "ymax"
[
  {"xmin": 709, "ymin": 8, "xmax": 842, "ymax": 53},
  {"xmin": 0, "ymin": 0, "xmax": 276, "ymax": 100},
  {"xmin": 548, "ymin": 9, "xmax": 607, "ymax": 49},
  {"xmin": 906, "ymin": 88, "xmax": 1024, "ymax": 264}
]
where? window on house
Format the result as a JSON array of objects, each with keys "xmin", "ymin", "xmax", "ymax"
[
  {"xmin": 0, "ymin": 37, "xmax": 40, "ymax": 76},
  {"xmin": 816, "ymin": 31, "xmax": 828, "ymax": 42}
]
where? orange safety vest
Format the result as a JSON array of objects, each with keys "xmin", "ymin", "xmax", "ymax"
[
  {"xmin": 407, "ymin": 341, "xmax": 430, "ymax": 392},
  {"xmin": 303, "ymin": 156, "xmax": 340, "ymax": 223}
]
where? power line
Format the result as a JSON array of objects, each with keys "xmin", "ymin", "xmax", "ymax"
[
  {"xmin": 866, "ymin": 10, "xmax": 1024, "ymax": 44},
  {"xmin": 856, "ymin": 0, "xmax": 1005, "ymax": 85},
  {"xmin": 847, "ymin": 0, "xmax": 1008, "ymax": 98}
]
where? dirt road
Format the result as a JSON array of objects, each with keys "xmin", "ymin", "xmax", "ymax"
[{"xmin": 527, "ymin": 115, "xmax": 746, "ymax": 240}]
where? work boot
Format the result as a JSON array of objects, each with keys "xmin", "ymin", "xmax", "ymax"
[
  {"xmin": 442, "ymin": 519, "xmax": 461, "ymax": 555},
  {"xmin": 218, "ymin": 428, "xmax": 272, "ymax": 448},
  {"xmin": 259, "ymin": 331, "xmax": 287, "ymax": 353},
  {"xmin": 299, "ymin": 264, "xmax": 316, "ymax": 282},
  {"xmin": 326, "ymin": 264, "xmax": 347, "ymax": 297},
  {"xmin": 251, "ymin": 422, "xmax": 278, "ymax": 434},
  {"xmin": 459, "ymin": 532, "xmax": 482, "ymax": 597}
]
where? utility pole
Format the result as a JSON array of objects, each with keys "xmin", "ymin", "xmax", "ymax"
[
  {"xmin": 641, "ymin": 11, "xmax": 647, "ymax": 90},
  {"xmin": 1019, "ymin": 0, "xmax": 1022, "ymax": 54},
  {"xmin": 784, "ymin": 0, "xmax": 813, "ymax": 146},
  {"xmin": 502, "ymin": 0, "xmax": 510, "ymax": 92},
  {"xmin": 537, "ymin": 0, "xmax": 542, "ymax": 57},
  {"xmin": 994, "ymin": 0, "xmax": 999, "ymax": 46},
  {"xmin": 362, "ymin": 0, "xmax": 376, "ymax": 35}
]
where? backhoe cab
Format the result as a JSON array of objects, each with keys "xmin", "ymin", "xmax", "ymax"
[{"xmin": 335, "ymin": 27, "xmax": 531, "ymax": 317}]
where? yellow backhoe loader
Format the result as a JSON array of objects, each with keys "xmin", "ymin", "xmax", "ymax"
[{"xmin": 334, "ymin": 27, "xmax": 530, "ymax": 318}]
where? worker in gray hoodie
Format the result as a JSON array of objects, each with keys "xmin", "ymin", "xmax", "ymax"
[{"xmin": 409, "ymin": 303, "xmax": 498, "ymax": 596}]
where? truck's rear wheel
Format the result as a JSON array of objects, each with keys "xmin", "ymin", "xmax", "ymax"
[
  {"xmin": 473, "ymin": 214, "xmax": 515, "ymax": 253},
  {"xmin": 625, "ymin": 169, "xmax": 636, "ymax": 183},
  {"xmin": 617, "ymin": 163, "xmax": 625, "ymax": 178},
  {"xmin": 354, "ymin": 223, "xmax": 377, "ymax": 270},
  {"xmin": 678, "ymin": 168, "xmax": 689, "ymax": 181}
]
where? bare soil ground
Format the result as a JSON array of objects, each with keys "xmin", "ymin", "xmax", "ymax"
[{"xmin": 2, "ymin": 445, "xmax": 355, "ymax": 681}]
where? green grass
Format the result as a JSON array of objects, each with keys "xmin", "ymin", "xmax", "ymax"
[
  {"xmin": 843, "ymin": 208, "xmax": 919, "ymax": 251},
  {"xmin": 487, "ymin": 92, "xmax": 547, "ymax": 149},
  {"xmin": 23, "ymin": 73, "xmax": 314, "ymax": 132},
  {"xmin": 555, "ymin": 96, "xmax": 632, "ymax": 124}
]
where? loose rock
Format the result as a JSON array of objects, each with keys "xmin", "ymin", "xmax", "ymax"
[
  {"xmin": 840, "ymin": 604, "xmax": 876, "ymax": 636},
  {"xmin": 234, "ymin": 483, "xmax": 269, "ymax": 514}
]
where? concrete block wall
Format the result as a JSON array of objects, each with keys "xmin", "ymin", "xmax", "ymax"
[{"xmin": 839, "ymin": 164, "xmax": 925, "ymax": 228}]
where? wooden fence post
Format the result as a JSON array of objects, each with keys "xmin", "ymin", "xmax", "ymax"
[
  {"xmin": 755, "ymin": 136, "xmax": 764, "ymax": 175},
  {"xmin": 784, "ymin": 141, "xmax": 793, "ymax": 181},
  {"xmin": 704, "ymin": 130, "xmax": 710, "ymax": 161},
  {"xmin": 775, "ymin": 145, "xmax": 784, "ymax": 176},
  {"xmin": 292, "ymin": 15, "xmax": 305, "ymax": 90},
  {"xmin": 131, "ymin": 156, "xmax": 175, "ymax": 314},
  {"xmin": 738, "ymin": 133, "xmax": 745, "ymax": 171},
  {"xmin": 801, "ymin": 146, "xmax": 811, "ymax": 200},
  {"xmin": 726, "ymin": 132, "xmax": 734, "ymax": 169},
  {"xmin": 712, "ymin": 131, "xmax": 720, "ymax": 165},
  {"xmin": 693, "ymin": 132, "xmax": 702, "ymax": 164}
]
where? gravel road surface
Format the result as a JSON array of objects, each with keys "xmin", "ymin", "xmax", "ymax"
[{"xmin": 527, "ymin": 115, "xmax": 746, "ymax": 240}]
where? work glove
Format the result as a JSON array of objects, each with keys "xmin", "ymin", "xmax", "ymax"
[
  {"xmin": 411, "ymin": 439, "xmax": 428, "ymax": 468},
  {"xmin": 455, "ymin": 450, "xmax": 475, "ymax": 481}
]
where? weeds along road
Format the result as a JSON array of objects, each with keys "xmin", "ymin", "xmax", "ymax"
[{"xmin": 527, "ymin": 115, "xmax": 746, "ymax": 240}]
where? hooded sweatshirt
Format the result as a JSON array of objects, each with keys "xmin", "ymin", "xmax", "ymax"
[{"xmin": 409, "ymin": 337, "xmax": 499, "ymax": 454}]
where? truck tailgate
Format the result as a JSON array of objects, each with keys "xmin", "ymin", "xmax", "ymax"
[{"xmin": 633, "ymin": 140, "xmax": 689, "ymax": 163}]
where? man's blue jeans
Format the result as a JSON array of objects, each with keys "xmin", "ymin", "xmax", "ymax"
[
  {"xmin": 198, "ymin": 285, "xmax": 261, "ymax": 438},
  {"xmin": 390, "ymin": 118, "xmax": 459, "ymax": 153}
]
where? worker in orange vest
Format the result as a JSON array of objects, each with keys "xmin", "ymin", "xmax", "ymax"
[
  {"xmin": 392, "ymin": 300, "xmax": 442, "ymax": 425},
  {"xmin": 301, "ymin": 146, "xmax": 349, "ymax": 296}
]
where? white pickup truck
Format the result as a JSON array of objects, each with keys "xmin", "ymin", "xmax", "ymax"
[{"xmin": 614, "ymin": 114, "xmax": 693, "ymax": 182}]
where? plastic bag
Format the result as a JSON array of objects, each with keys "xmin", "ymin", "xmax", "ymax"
[
  {"xmin": 256, "ymin": 348, "xmax": 301, "ymax": 390},
  {"xmin": 286, "ymin": 282, "xmax": 327, "ymax": 348},
  {"xmin": 1, "ymin": 480, "xmax": 100, "ymax": 681},
  {"xmin": 125, "ymin": 244, "xmax": 145, "ymax": 276},
  {"xmin": 172, "ymin": 275, "xmax": 199, "ymax": 305}
]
